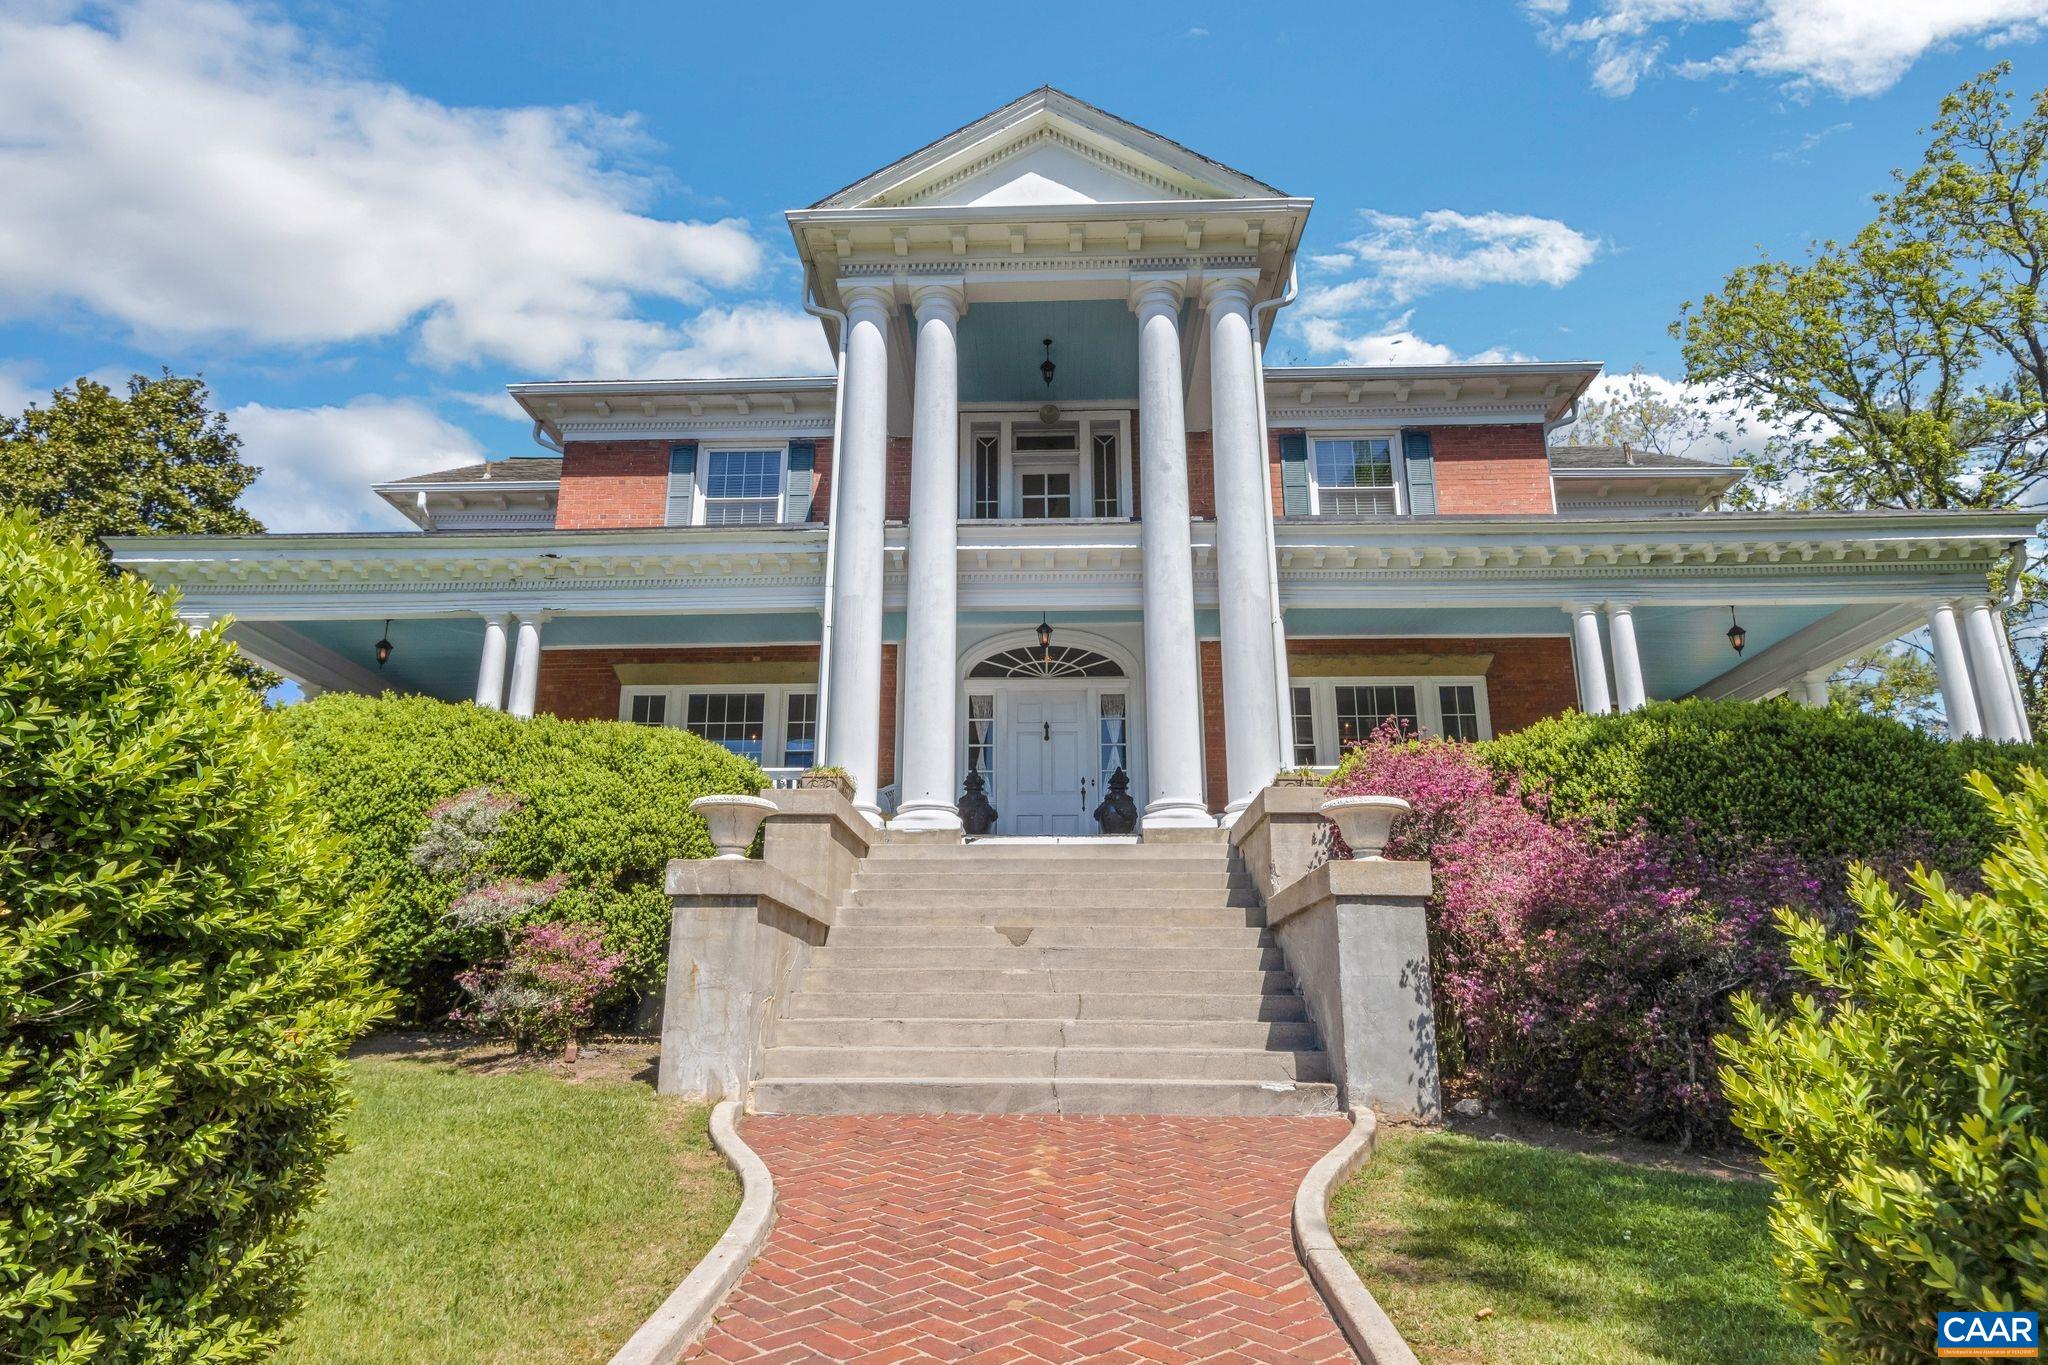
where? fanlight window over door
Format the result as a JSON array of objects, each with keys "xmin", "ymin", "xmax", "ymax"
[{"xmin": 969, "ymin": 646, "xmax": 1124, "ymax": 679}]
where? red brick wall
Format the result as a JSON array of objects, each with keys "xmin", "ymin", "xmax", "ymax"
[
  {"xmin": 1430, "ymin": 424, "xmax": 1554, "ymax": 516},
  {"xmin": 1197, "ymin": 635, "xmax": 1579, "ymax": 812},
  {"xmin": 1286, "ymin": 636, "xmax": 1579, "ymax": 735},
  {"xmin": 806, "ymin": 437, "xmax": 834, "ymax": 524},
  {"xmin": 1199, "ymin": 639, "xmax": 1226, "ymax": 814},
  {"xmin": 555, "ymin": 440, "xmax": 668, "ymax": 529},
  {"xmin": 535, "ymin": 645, "xmax": 819, "ymax": 721},
  {"xmin": 878, "ymin": 644, "xmax": 898, "ymax": 787},
  {"xmin": 887, "ymin": 437, "xmax": 911, "ymax": 521},
  {"xmin": 1185, "ymin": 431, "xmax": 1215, "ymax": 519}
]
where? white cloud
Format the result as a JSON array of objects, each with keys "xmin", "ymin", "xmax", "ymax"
[
  {"xmin": 1773, "ymin": 119, "xmax": 1853, "ymax": 161},
  {"xmin": 441, "ymin": 388, "xmax": 532, "ymax": 423},
  {"xmin": 1526, "ymin": 0, "xmax": 2048, "ymax": 98},
  {"xmin": 637, "ymin": 302, "xmax": 835, "ymax": 378},
  {"xmin": 1186, "ymin": 25, "xmax": 1210, "ymax": 38},
  {"xmin": 231, "ymin": 397, "xmax": 486, "ymax": 532},
  {"xmin": 1301, "ymin": 209, "xmax": 1600, "ymax": 315},
  {"xmin": 0, "ymin": 361, "xmax": 46, "ymax": 419},
  {"xmin": 0, "ymin": 0, "xmax": 768, "ymax": 373},
  {"xmin": 1294, "ymin": 315, "xmax": 1534, "ymax": 366}
]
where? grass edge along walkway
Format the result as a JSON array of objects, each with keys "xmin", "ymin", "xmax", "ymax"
[
  {"xmin": 1330, "ymin": 1127, "xmax": 1810, "ymax": 1364},
  {"xmin": 278, "ymin": 1051, "xmax": 739, "ymax": 1365}
]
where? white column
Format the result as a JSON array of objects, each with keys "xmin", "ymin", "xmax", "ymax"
[
  {"xmin": 1791, "ymin": 669, "xmax": 1832, "ymax": 708},
  {"xmin": 506, "ymin": 612, "xmax": 545, "ymax": 719},
  {"xmin": 1205, "ymin": 275, "xmax": 1286, "ymax": 818},
  {"xmin": 1567, "ymin": 604, "xmax": 1612, "ymax": 714},
  {"xmin": 1963, "ymin": 597, "xmax": 2027, "ymax": 742},
  {"xmin": 821, "ymin": 282, "xmax": 892, "ymax": 823},
  {"xmin": 893, "ymin": 281, "xmax": 965, "ymax": 832},
  {"xmin": 1605, "ymin": 602, "xmax": 1646, "ymax": 712},
  {"xmin": 1997, "ymin": 626, "xmax": 2034, "ymax": 742},
  {"xmin": 1131, "ymin": 277, "xmax": 1212, "ymax": 829},
  {"xmin": 474, "ymin": 611, "xmax": 511, "ymax": 710},
  {"xmin": 1928, "ymin": 598, "xmax": 1981, "ymax": 737}
]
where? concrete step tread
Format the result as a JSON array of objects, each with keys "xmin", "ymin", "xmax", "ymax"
[
  {"xmin": 747, "ymin": 1076, "xmax": 1342, "ymax": 1116},
  {"xmin": 800, "ymin": 967, "xmax": 1301, "ymax": 993},
  {"xmin": 772, "ymin": 1018, "xmax": 1320, "ymax": 1048},
  {"xmin": 783, "ymin": 991, "xmax": 1311, "ymax": 1021},
  {"xmin": 760, "ymin": 1043, "xmax": 1331, "ymax": 1082},
  {"xmin": 808, "ymin": 946, "xmax": 1286, "ymax": 968}
]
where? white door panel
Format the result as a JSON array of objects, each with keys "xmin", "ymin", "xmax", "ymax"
[{"xmin": 1006, "ymin": 691, "xmax": 1088, "ymax": 835}]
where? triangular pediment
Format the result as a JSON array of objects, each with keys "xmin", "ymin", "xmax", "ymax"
[{"xmin": 812, "ymin": 87, "xmax": 1284, "ymax": 210}]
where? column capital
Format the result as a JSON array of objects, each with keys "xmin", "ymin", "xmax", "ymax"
[
  {"xmin": 908, "ymin": 278, "xmax": 966, "ymax": 320},
  {"xmin": 1200, "ymin": 272, "xmax": 1258, "ymax": 312},
  {"xmin": 1561, "ymin": 601, "xmax": 1600, "ymax": 617},
  {"xmin": 513, "ymin": 609, "xmax": 553, "ymax": 627},
  {"xmin": 1129, "ymin": 275, "xmax": 1185, "ymax": 316},
  {"xmin": 1601, "ymin": 599, "xmax": 1640, "ymax": 615},
  {"xmin": 839, "ymin": 280, "xmax": 895, "ymax": 316}
]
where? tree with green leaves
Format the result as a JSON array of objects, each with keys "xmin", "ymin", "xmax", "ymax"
[
  {"xmin": 1549, "ymin": 364, "xmax": 1738, "ymax": 463},
  {"xmin": 0, "ymin": 371, "xmax": 263, "ymax": 556},
  {"xmin": 1677, "ymin": 64, "xmax": 2048, "ymax": 729}
]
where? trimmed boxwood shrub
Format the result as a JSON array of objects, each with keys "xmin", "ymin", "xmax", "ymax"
[
  {"xmin": 0, "ymin": 513, "xmax": 389, "ymax": 1359},
  {"xmin": 1480, "ymin": 698, "xmax": 2043, "ymax": 864},
  {"xmin": 275, "ymin": 693, "xmax": 763, "ymax": 1016}
]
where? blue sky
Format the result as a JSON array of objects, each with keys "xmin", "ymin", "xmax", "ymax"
[{"xmin": 3, "ymin": 0, "xmax": 2045, "ymax": 531}]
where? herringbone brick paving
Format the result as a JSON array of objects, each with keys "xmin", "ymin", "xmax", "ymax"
[{"xmin": 687, "ymin": 1114, "xmax": 1356, "ymax": 1363}]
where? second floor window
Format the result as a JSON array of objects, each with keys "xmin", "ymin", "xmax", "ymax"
[
  {"xmin": 701, "ymin": 449, "xmax": 783, "ymax": 525},
  {"xmin": 1312, "ymin": 437, "xmax": 1399, "ymax": 516}
]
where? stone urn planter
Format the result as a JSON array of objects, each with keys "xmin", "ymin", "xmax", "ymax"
[
  {"xmin": 794, "ymin": 767, "xmax": 854, "ymax": 800},
  {"xmin": 690, "ymin": 794, "xmax": 778, "ymax": 859},
  {"xmin": 1319, "ymin": 795, "xmax": 1411, "ymax": 860}
]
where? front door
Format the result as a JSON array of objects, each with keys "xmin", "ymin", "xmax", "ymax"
[{"xmin": 1006, "ymin": 690, "xmax": 1089, "ymax": 835}]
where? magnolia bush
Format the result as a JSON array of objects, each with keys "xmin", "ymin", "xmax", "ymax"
[
  {"xmin": 0, "ymin": 513, "xmax": 388, "ymax": 1358},
  {"xmin": 1718, "ymin": 768, "xmax": 2048, "ymax": 1361}
]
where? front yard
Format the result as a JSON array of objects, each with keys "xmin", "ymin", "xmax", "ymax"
[
  {"xmin": 278, "ymin": 1038, "xmax": 738, "ymax": 1365},
  {"xmin": 1331, "ymin": 1124, "xmax": 1809, "ymax": 1364}
]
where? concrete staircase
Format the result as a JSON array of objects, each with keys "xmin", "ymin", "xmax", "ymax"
[{"xmin": 749, "ymin": 840, "xmax": 1339, "ymax": 1115}]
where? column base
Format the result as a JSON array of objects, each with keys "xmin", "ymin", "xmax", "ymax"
[
  {"xmin": 890, "ymin": 801, "xmax": 964, "ymax": 833},
  {"xmin": 1141, "ymin": 799, "xmax": 1219, "ymax": 831}
]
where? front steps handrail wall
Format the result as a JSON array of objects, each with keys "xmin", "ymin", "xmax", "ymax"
[{"xmin": 658, "ymin": 788, "xmax": 871, "ymax": 1103}]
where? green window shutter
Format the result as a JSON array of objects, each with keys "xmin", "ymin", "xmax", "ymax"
[
  {"xmin": 666, "ymin": 442, "xmax": 699, "ymax": 525},
  {"xmin": 1279, "ymin": 432, "xmax": 1310, "ymax": 516},
  {"xmin": 783, "ymin": 441, "xmax": 815, "ymax": 523},
  {"xmin": 1401, "ymin": 430, "xmax": 1437, "ymax": 516}
]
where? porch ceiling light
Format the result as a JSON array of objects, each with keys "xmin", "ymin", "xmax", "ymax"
[
  {"xmin": 1037, "ymin": 614, "xmax": 1053, "ymax": 663},
  {"xmin": 1040, "ymin": 337, "xmax": 1056, "ymax": 388},
  {"xmin": 375, "ymin": 619, "xmax": 393, "ymax": 668},
  {"xmin": 1726, "ymin": 607, "xmax": 1746, "ymax": 656}
]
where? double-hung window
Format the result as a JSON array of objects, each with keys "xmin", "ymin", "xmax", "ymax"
[
  {"xmin": 1288, "ymin": 675, "xmax": 1492, "ymax": 763},
  {"xmin": 619, "ymin": 684, "xmax": 819, "ymax": 770},
  {"xmin": 1310, "ymin": 437, "xmax": 1400, "ymax": 516},
  {"xmin": 699, "ymin": 448, "xmax": 783, "ymax": 525}
]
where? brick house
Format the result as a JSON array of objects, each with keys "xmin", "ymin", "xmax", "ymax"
[{"xmin": 111, "ymin": 88, "xmax": 2037, "ymax": 834}]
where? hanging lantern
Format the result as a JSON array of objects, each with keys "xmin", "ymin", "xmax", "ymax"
[
  {"xmin": 1037, "ymin": 615, "xmax": 1053, "ymax": 664},
  {"xmin": 1040, "ymin": 337, "xmax": 1056, "ymax": 388},
  {"xmin": 1726, "ymin": 607, "xmax": 1747, "ymax": 656},
  {"xmin": 375, "ymin": 619, "xmax": 394, "ymax": 668}
]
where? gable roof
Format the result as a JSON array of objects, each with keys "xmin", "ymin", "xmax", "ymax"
[{"xmin": 811, "ymin": 86, "xmax": 1286, "ymax": 210}]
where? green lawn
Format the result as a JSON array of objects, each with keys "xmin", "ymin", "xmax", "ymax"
[
  {"xmin": 1330, "ymin": 1129, "xmax": 1811, "ymax": 1364},
  {"xmin": 278, "ymin": 1051, "xmax": 739, "ymax": 1365}
]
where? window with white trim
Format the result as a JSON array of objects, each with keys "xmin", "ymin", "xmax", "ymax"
[
  {"xmin": 1288, "ymin": 675, "xmax": 1492, "ymax": 763},
  {"xmin": 619, "ymin": 683, "xmax": 818, "ymax": 768},
  {"xmin": 1310, "ymin": 436, "xmax": 1402, "ymax": 516},
  {"xmin": 699, "ymin": 447, "xmax": 784, "ymax": 525}
]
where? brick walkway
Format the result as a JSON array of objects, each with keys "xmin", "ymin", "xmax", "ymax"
[{"xmin": 686, "ymin": 1114, "xmax": 1356, "ymax": 1363}]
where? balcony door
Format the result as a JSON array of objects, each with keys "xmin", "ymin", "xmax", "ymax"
[{"xmin": 958, "ymin": 409, "xmax": 1132, "ymax": 520}]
